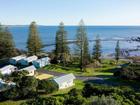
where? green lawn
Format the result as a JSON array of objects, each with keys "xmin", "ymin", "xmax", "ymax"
[
  {"xmin": 39, "ymin": 79, "xmax": 84, "ymax": 98},
  {"xmin": 45, "ymin": 59, "xmax": 127, "ymax": 77},
  {"xmin": 0, "ymin": 100, "xmax": 25, "ymax": 105},
  {"xmin": 0, "ymin": 59, "xmax": 127, "ymax": 105},
  {"xmin": 0, "ymin": 80, "xmax": 85, "ymax": 105}
]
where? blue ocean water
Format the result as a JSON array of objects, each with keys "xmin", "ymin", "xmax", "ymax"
[{"xmin": 9, "ymin": 26, "xmax": 140, "ymax": 54}]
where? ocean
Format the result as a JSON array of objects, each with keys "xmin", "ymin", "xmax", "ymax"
[{"xmin": 9, "ymin": 26, "xmax": 140, "ymax": 54}]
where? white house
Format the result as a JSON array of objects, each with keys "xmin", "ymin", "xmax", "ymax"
[
  {"xmin": 9, "ymin": 55, "xmax": 26, "ymax": 65},
  {"xmin": 32, "ymin": 57, "xmax": 50, "ymax": 68},
  {"xmin": 0, "ymin": 78, "xmax": 16, "ymax": 91},
  {"xmin": 18, "ymin": 55, "xmax": 38, "ymax": 66},
  {"xmin": 0, "ymin": 65, "xmax": 18, "ymax": 75},
  {"xmin": 19, "ymin": 65, "xmax": 36, "ymax": 76},
  {"xmin": 53, "ymin": 73, "xmax": 76, "ymax": 89}
]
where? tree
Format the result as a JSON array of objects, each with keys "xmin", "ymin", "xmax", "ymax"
[
  {"xmin": 17, "ymin": 76, "xmax": 38, "ymax": 98},
  {"xmin": 0, "ymin": 72, "xmax": 3, "ymax": 78},
  {"xmin": 64, "ymin": 94, "xmax": 87, "ymax": 105},
  {"xmin": 37, "ymin": 79, "xmax": 58, "ymax": 94},
  {"xmin": 0, "ymin": 23, "xmax": 4, "ymax": 32},
  {"xmin": 92, "ymin": 35, "xmax": 101, "ymax": 63},
  {"xmin": 115, "ymin": 40, "xmax": 120, "ymax": 63},
  {"xmin": 55, "ymin": 22, "xmax": 70, "ymax": 66},
  {"xmin": 68, "ymin": 88, "xmax": 82, "ymax": 96},
  {"xmin": 0, "ymin": 26, "xmax": 17, "ymax": 58},
  {"xmin": 3, "ymin": 87, "xmax": 20, "ymax": 100},
  {"xmin": 21, "ymin": 97, "xmax": 61, "ymax": 105},
  {"xmin": 75, "ymin": 20, "xmax": 90, "ymax": 71},
  {"xmin": 90, "ymin": 95, "xmax": 119, "ymax": 105},
  {"xmin": 27, "ymin": 21, "xmax": 42, "ymax": 55}
]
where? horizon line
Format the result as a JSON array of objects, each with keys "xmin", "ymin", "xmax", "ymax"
[{"xmin": 5, "ymin": 24, "xmax": 140, "ymax": 27}]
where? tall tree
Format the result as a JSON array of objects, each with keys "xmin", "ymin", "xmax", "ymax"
[
  {"xmin": 0, "ymin": 26, "xmax": 17, "ymax": 58},
  {"xmin": 115, "ymin": 40, "xmax": 120, "ymax": 62},
  {"xmin": 75, "ymin": 20, "xmax": 89, "ymax": 71},
  {"xmin": 27, "ymin": 21, "xmax": 42, "ymax": 55},
  {"xmin": 55, "ymin": 22, "xmax": 70, "ymax": 66},
  {"xmin": 92, "ymin": 35, "xmax": 101, "ymax": 62}
]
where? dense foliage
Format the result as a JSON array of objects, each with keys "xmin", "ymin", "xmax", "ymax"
[
  {"xmin": 114, "ymin": 63, "xmax": 140, "ymax": 80},
  {"xmin": 115, "ymin": 40, "xmax": 120, "ymax": 62},
  {"xmin": 27, "ymin": 21, "xmax": 43, "ymax": 55},
  {"xmin": 92, "ymin": 35, "xmax": 101, "ymax": 63},
  {"xmin": 37, "ymin": 79, "xmax": 58, "ymax": 94},
  {"xmin": 0, "ymin": 71, "xmax": 58, "ymax": 101},
  {"xmin": 55, "ymin": 22, "xmax": 70, "ymax": 66},
  {"xmin": 0, "ymin": 24, "xmax": 17, "ymax": 59},
  {"xmin": 75, "ymin": 20, "xmax": 90, "ymax": 71},
  {"xmin": 21, "ymin": 83, "xmax": 140, "ymax": 105}
]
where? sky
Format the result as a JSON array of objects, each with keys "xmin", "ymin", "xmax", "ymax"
[{"xmin": 0, "ymin": 0, "xmax": 140, "ymax": 25}]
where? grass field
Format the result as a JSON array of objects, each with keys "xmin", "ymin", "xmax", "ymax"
[
  {"xmin": 45, "ymin": 59, "xmax": 127, "ymax": 77},
  {"xmin": 35, "ymin": 73, "xmax": 53, "ymax": 80},
  {"xmin": 0, "ymin": 59, "xmax": 127, "ymax": 105},
  {"xmin": 0, "ymin": 100, "xmax": 25, "ymax": 105}
]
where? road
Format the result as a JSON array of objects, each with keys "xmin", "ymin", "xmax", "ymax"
[{"xmin": 38, "ymin": 70, "xmax": 107, "ymax": 81}]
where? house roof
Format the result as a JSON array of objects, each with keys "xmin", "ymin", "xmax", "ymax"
[
  {"xmin": 0, "ymin": 78, "xmax": 16, "ymax": 86},
  {"xmin": 23, "ymin": 55, "xmax": 38, "ymax": 62},
  {"xmin": 0, "ymin": 65, "xmax": 16, "ymax": 71},
  {"xmin": 34, "ymin": 57, "xmax": 50, "ymax": 63},
  {"xmin": 20, "ymin": 65, "xmax": 36, "ymax": 72},
  {"xmin": 11, "ymin": 55, "xmax": 26, "ymax": 61},
  {"xmin": 53, "ymin": 73, "xmax": 76, "ymax": 85}
]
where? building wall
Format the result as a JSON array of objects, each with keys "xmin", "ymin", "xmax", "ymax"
[
  {"xmin": 9, "ymin": 59, "xmax": 16, "ymax": 65},
  {"xmin": 27, "ymin": 70, "xmax": 34, "ymax": 76},
  {"xmin": 18, "ymin": 60, "xmax": 29, "ymax": 66},
  {"xmin": 59, "ymin": 80, "xmax": 74, "ymax": 89}
]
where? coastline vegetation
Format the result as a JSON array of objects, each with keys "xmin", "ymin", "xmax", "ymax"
[{"xmin": 0, "ymin": 20, "xmax": 140, "ymax": 105}]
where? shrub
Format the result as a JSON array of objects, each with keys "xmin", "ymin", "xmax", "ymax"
[
  {"xmin": 114, "ymin": 63, "xmax": 140, "ymax": 80},
  {"xmin": 37, "ymin": 79, "xmax": 58, "ymax": 94},
  {"xmin": 89, "ymin": 95, "xmax": 119, "ymax": 105}
]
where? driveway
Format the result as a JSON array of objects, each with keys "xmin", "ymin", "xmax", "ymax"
[{"xmin": 38, "ymin": 69, "xmax": 106, "ymax": 81}]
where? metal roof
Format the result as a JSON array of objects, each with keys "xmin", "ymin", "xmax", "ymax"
[
  {"xmin": 22, "ymin": 55, "xmax": 38, "ymax": 62},
  {"xmin": 0, "ymin": 65, "xmax": 16, "ymax": 71},
  {"xmin": 53, "ymin": 73, "xmax": 76, "ymax": 84},
  {"xmin": 34, "ymin": 57, "xmax": 50, "ymax": 63},
  {"xmin": 11, "ymin": 55, "xmax": 26, "ymax": 61},
  {"xmin": 20, "ymin": 65, "xmax": 36, "ymax": 72}
]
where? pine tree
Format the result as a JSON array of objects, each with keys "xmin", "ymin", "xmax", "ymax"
[
  {"xmin": 115, "ymin": 40, "xmax": 120, "ymax": 62},
  {"xmin": 0, "ymin": 26, "xmax": 17, "ymax": 58},
  {"xmin": 75, "ymin": 20, "xmax": 89, "ymax": 71},
  {"xmin": 27, "ymin": 22, "xmax": 42, "ymax": 55},
  {"xmin": 92, "ymin": 35, "xmax": 101, "ymax": 62},
  {"xmin": 0, "ymin": 23, "xmax": 4, "ymax": 32},
  {"xmin": 55, "ymin": 22, "xmax": 70, "ymax": 66}
]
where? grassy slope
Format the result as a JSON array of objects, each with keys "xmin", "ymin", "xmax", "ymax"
[
  {"xmin": 0, "ymin": 80, "xmax": 84, "ymax": 105},
  {"xmin": 0, "ymin": 59, "xmax": 127, "ymax": 105},
  {"xmin": 45, "ymin": 59, "xmax": 126, "ymax": 76},
  {"xmin": 0, "ymin": 100, "xmax": 25, "ymax": 105}
]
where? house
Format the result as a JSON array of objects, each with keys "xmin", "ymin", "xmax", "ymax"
[
  {"xmin": 18, "ymin": 55, "xmax": 38, "ymax": 66},
  {"xmin": 53, "ymin": 73, "xmax": 76, "ymax": 89},
  {"xmin": 0, "ymin": 78, "xmax": 16, "ymax": 91},
  {"xmin": 19, "ymin": 65, "xmax": 36, "ymax": 76},
  {"xmin": 32, "ymin": 57, "xmax": 50, "ymax": 68},
  {"xmin": 9, "ymin": 55, "xmax": 26, "ymax": 65},
  {"xmin": 0, "ymin": 65, "xmax": 18, "ymax": 75}
]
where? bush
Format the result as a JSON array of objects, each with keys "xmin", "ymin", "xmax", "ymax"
[
  {"xmin": 37, "ymin": 79, "xmax": 58, "ymax": 94},
  {"xmin": 89, "ymin": 95, "xmax": 119, "ymax": 105},
  {"xmin": 21, "ymin": 97, "xmax": 62, "ymax": 105},
  {"xmin": 64, "ymin": 95, "xmax": 87, "ymax": 105},
  {"xmin": 114, "ymin": 63, "xmax": 140, "ymax": 80},
  {"xmin": 82, "ymin": 83, "xmax": 122, "ymax": 97}
]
